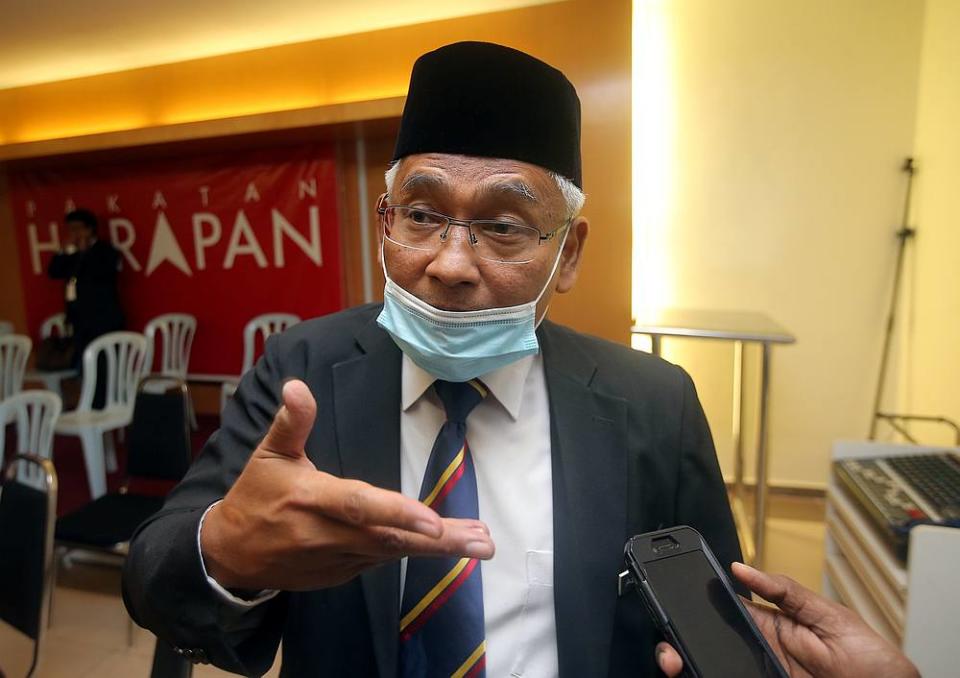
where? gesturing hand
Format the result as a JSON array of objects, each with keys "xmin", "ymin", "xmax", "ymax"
[
  {"xmin": 200, "ymin": 379, "xmax": 495, "ymax": 592},
  {"xmin": 655, "ymin": 563, "xmax": 919, "ymax": 678}
]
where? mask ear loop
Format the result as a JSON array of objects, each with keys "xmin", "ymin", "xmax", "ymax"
[{"xmin": 532, "ymin": 224, "xmax": 572, "ymax": 326}]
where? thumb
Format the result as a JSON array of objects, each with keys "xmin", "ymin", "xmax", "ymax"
[{"xmin": 258, "ymin": 379, "xmax": 317, "ymax": 459}]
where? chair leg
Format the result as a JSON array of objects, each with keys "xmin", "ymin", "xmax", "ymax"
[
  {"xmin": 151, "ymin": 637, "xmax": 195, "ymax": 678},
  {"xmin": 43, "ymin": 375, "xmax": 62, "ymax": 398},
  {"xmin": 27, "ymin": 637, "xmax": 40, "ymax": 678},
  {"xmin": 188, "ymin": 392, "xmax": 198, "ymax": 431},
  {"xmin": 47, "ymin": 547, "xmax": 63, "ymax": 630},
  {"xmin": 79, "ymin": 429, "xmax": 108, "ymax": 499},
  {"xmin": 104, "ymin": 430, "xmax": 118, "ymax": 473}
]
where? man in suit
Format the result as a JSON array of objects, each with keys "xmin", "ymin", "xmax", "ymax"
[
  {"xmin": 124, "ymin": 42, "xmax": 913, "ymax": 678},
  {"xmin": 48, "ymin": 208, "xmax": 124, "ymax": 407}
]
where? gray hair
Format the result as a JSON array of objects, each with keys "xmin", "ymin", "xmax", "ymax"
[{"xmin": 384, "ymin": 160, "xmax": 585, "ymax": 220}]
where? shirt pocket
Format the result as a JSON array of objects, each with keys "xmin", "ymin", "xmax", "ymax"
[{"xmin": 509, "ymin": 549, "xmax": 558, "ymax": 678}]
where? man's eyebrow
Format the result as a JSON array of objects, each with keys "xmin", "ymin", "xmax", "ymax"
[
  {"xmin": 480, "ymin": 180, "xmax": 540, "ymax": 205},
  {"xmin": 397, "ymin": 172, "xmax": 447, "ymax": 196}
]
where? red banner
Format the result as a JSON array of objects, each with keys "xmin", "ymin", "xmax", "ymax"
[{"xmin": 10, "ymin": 144, "xmax": 343, "ymax": 377}]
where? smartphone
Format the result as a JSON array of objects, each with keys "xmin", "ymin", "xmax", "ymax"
[{"xmin": 621, "ymin": 526, "xmax": 788, "ymax": 678}]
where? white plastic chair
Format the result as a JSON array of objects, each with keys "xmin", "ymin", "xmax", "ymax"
[
  {"xmin": 25, "ymin": 312, "xmax": 78, "ymax": 398},
  {"xmin": 1, "ymin": 334, "xmax": 32, "ymax": 404},
  {"xmin": 0, "ymin": 390, "xmax": 62, "ymax": 488},
  {"xmin": 0, "ymin": 320, "xmax": 13, "ymax": 335},
  {"xmin": 220, "ymin": 313, "xmax": 300, "ymax": 413},
  {"xmin": 144, "ymin": 313, "xmax": 198, "ymax": 429},
  {"xmin": 40, "ymin": 313, "xmax": 68, "ymax": 339},
  {"xmin": 54, "ymin": 332, "xmax": 148, "ymax": 499}
]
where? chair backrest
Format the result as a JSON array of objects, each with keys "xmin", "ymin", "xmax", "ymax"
[
  {"xmin": 144, "ymin": 313, "xmax": 197, "ymax": 378},
  {"xmin": 77, "ymin": 332, "xmax": 148, "ymax": 414},
  {"xmin": 0, "ymin": 391, "xmax": 62, "ymax": 488},
  {"xmin": 0, "ymin": 454, "xmax": 57, "ymax": 646},
  {"xmin": 240, "ymin": 313, "xmax": 300, "ymax": 374},
  {"xmin": 0, "ymin": 320, "xmax": 13, "ymax": 335},
  {"xmin": 40, "ymin": 312, "xmax": 69, "ymax": 339},
  {"xmin": 126, "ymin": 376, "xmax": 192, "ymax": 482},
  {"xmin": 0, "ymin": 334, "xmax": 32, "ymax": 400}
]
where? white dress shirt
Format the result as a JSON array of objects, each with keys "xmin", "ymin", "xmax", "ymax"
[
  {"xmin": 400, "ymin": 354, "xmax": 557, "ymax": 678},
  {"xmin": 200, "ymin": 354, "xmax": 558, "ymax": 676}
]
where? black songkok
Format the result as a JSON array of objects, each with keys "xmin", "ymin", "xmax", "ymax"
[{"xmin": 392, "ymin": 41, "xmax": 582, "ymax": 189}]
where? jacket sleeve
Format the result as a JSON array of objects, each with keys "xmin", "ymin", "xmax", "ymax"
[
  {"xmin": 673, "ymin": 367, "xmax": 748, "ymax": 595},
  {"xmin": 122, "ymin": 334, "xmax": 290, "ymax": 676}
]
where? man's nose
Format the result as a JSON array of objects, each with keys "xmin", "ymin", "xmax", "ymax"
[{"xmin": 424, "ymin": 224, "xmax": 481, "ymax": 286}]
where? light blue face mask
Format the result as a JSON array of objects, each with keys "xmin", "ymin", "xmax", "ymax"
[{"xmin": 376, "ymin": 231, "xmax": 569, "ymax": 383}]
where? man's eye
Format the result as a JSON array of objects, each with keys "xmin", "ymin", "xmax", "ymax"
[
  {"xmin": 480, "ymin": 222, "xmax": 525, "ymax": 237},
  {"xmin": 408, "ymin": 209, "xmax": 438, "ymax": 225}
]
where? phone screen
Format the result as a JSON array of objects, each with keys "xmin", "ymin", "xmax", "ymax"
[{"xmin": 644, "ymin": 551, "xmax": 781, "ymax": 678}]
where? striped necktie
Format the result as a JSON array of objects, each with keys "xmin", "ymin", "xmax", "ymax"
[{"xmin": 399, "ymin": 378, "xmax": 487, "ymax": 678}]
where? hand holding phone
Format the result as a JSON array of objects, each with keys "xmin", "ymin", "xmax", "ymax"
[
  {"xmin": 622, "ymin": 526, "xmax": 787, "ymax": 678},
  {"xmin": 656, "ymin": 562, "xmax": 921, "ymax": 678}
]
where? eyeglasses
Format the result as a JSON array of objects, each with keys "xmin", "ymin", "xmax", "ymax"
[{"xmin": 376, "ymin": 193, "xmax": 569, "ymax": 264}]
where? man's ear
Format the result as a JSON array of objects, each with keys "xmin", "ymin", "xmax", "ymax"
[
  {"xmin": 555, "ymin": 217, "xmax": 588, "ymax": 294},
  {"xmin": 374, "ymin": 193, "xmax": 386, "ymax": 268}
]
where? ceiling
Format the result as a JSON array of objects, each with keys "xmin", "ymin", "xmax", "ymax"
[{"xmin": 0, "ymin": 0, "xmax": 555, "ymax": 90}]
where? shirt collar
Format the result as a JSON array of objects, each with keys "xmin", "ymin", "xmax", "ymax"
[{"xmin": 401, "ymin": 353, "xmax": 535, "ymax": 421}]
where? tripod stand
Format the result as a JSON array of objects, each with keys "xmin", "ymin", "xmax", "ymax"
[{"xmin": 868, "ymin": 157, "xmax": 960, "ymax": 445}]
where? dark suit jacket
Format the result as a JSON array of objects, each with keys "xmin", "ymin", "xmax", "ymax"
[
  {"xmin": 48, "ymin": 238, "xmax": 124, "ymax": 358},
  {"xmin": 122, "ymin": 303, "xmax": 742, "ymax": 677}
]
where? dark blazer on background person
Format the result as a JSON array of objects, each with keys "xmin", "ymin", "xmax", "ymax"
[
  {"xmin": 122, "ymin": 303, "xmax": 742, "ymax": 678},
  {"xmin": 48, "ymin": 238, "xmax": 125, "ymax": 361}
]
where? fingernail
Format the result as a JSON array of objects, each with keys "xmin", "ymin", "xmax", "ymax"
[
  {"xmin": 466, "ymin": 540, "xmax": 494, "ymax": 559},
  {"xmin": 414, "ymin": 519, "xmax": 442, "ymax": 538},
  {"xmin": 655, "ymin": 646, "xmax": 665, "ymax": 669}
]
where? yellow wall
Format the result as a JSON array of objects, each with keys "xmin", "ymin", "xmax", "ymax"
[
  {"xmin": 0, "ymin": 0, "xmax": 631, "ymax": 343},
  {"xmin": 898, "ymin": 0, "xmax": 960, "ymax": 445},
  {"xmin": 633, "ymin": 0, "xmax": 926, "ymax": 488}
]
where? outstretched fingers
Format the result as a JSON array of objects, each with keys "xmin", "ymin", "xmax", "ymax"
[
  {"xmin": 308, "ymin": 474, "xmax": 445, "ymax": 537},
  {"xmin": 365, "ymin": 518, "xmax": 495, "ymax": 560}
]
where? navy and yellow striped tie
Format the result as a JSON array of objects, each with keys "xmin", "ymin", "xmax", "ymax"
[{"xmin": 399, "ymin": 378, "xmax": 487, "ymax": 678}]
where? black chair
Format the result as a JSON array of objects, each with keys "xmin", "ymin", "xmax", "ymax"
[
  {"xmin": 0, "ymin": 454, "xmax": 58, "ymax": 678},
  {"xmin": 55, "ymin": 376, "xmax": 192, "ymax": 551},
  {"xmin": 54, "ymin": 376, "xmax": 192, "ymax": 646}
]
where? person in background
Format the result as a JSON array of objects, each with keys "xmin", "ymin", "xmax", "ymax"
[{"xmin": 48, "ymin": 208, "xmax": 124, "ymax": 408}]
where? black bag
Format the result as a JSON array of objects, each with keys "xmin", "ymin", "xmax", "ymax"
[{"xmin": 36, "ymin": 336, "xmax": 75, "ymax": 371}]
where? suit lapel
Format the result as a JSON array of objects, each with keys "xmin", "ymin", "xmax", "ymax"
[
  {"xmin": 540, "ymin": 322, "xmax": 629, "ymax": 678},
  {"xmin": 332, "ymin": 317, "xmax": 402, "ymax": 678}
]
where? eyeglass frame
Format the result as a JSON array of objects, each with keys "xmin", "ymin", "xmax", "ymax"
[{"xmin": 375, "ymin": 192, "xmax": 571, "ymax": 265}]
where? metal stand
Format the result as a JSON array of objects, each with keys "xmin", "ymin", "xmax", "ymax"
[
  {"xmin": 633, "ymin": 310, "xmax": 795, "ymax": 567},
  {"xmin": 868, "ymin": 158, "xmax": 960, "ymax": 443}
]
